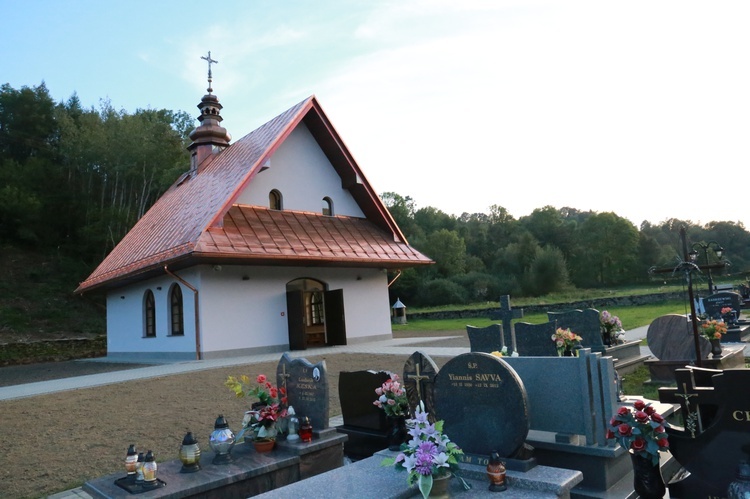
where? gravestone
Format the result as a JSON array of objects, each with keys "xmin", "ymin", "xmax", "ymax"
[
  {"xmin": 658, "ymin": 369, "xmax": 750, "ymax": 498},
  {"xmin": 658, "ymin": 366, "xmax": 722, "ymax": 438},
  {"xmin": 513, "ymin": 321, "xmax": 558, "ymax": 357},
  {"xmin": 433, "ymin": 352, "xmax": 532, "ymax": 469},
  {"xmin": 489, "ymin": 295, "xmax": 523, "ymax": 352},
  {"xmin": 549, "ymin": 308, "xmax": 650, "ymax": 374},
  {"xmin": 547, "ymin": 308, "xmax": 604, "ymax": 352},
  {"xmin": 335, "ymin": 370, "xmax": 392, "ymax": 460},
  {"xmin": 644, "ymin": 314, "xmax": 745, "ymax": 383},
  {"xmin": 466, "ymin": 324, "xmax": 504, "ymax": 353},
  {"xmin": 703, "ymin": 291, "xmax": 742, "ymax": 319},
  {"xmin": 277, "ymin": 353, "xmax": 329, "ymax": 430},
  {"xmin": 402, "ymin": 351, "xmax": 438, "ymax": 422}
]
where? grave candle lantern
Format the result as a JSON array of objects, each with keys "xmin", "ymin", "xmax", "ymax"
[
  {"xmin": 142, "ymin": 450, "xmax": 158, "ymax": 488},
  {"xmin": 135, "ymin": 452, "xmax": 145, "ymax": 484},
  {"xmin": 299, "ymin": 416, "xmax": 313, "ymax": 443},
  {"xmin": 486, "ymin": 450, "xmax": 507, "ymax": 492},
  {"xmin": 179, "ymin": 431, "xmax": 201, "ymax": 473},
  {"xmin": 124, "ymin": 444, "xmax": 138, "ymax": 479},
  {"xmin": 209, "ymin": 414, "xmax": 235, "ymax": 464}
]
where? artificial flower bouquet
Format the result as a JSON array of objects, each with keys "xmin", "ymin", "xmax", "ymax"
[
  {"xmin": 551, "ymin": 327, "xmax": 582, "ymax": 355},
  {"xmin": 600, "ymin": 310, "xmax": 624, "ymax": 344},
  {"xmin": 606, "ymin": 399, "xmax": 670, "ymax": 466},
  {"xmin": 373, "ymin": 373, "xmax": 409, "ymax": 417},
  {"xmin": 700, "ymin": 319, "xmax": 728, "ymax": 340},
  {"xmin": 381, "ymin": 402, "xmax": 470, "ymax": 498},
  {"xmin": 225, "ymin": 373, "xmax": 288, "ymax": 441}
]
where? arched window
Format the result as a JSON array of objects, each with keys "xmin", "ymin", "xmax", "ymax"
[
  {"xmin": 269, "ymin": 189, "xmax": 283, "ymax": 210},
  {"xmin": 322, "ymin": 197, "xmax": 333, "ymax": 216},
  {"xmin": 144, "ymin": 290, "xmax": 156, "ymax": 338},
  {"xmin": 170, "ymin": 284, "xmax": 184, "ymax": 336}
]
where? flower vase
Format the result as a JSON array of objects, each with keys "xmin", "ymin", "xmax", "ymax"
[
  {"xmin": 630, "ymin": 453, "xmax": 666, "ymax": 499},
  {"xmin": 710, "ymin": 339, "xmax": 723, "ymax": 358},
  {"xmin": 428, "ymin": 471, "xmax": 451, "ymax": 498},
  {"xmin": 387, "ymin": 415, "xmax": 407, "ymax": 451},
  {"xmin": 253, "ymin": 439, "xmax": 275, "ymax": 452}
]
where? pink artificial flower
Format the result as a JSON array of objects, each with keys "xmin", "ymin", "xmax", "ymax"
[{"xmin": 256, "ymin": 374, "xmax": 267, "ymax": 384}]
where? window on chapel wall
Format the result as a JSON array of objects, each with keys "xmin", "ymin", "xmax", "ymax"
[
  {"xmin": 322, "ymin": 197, "xmax": 333, "ymax": 216},
  {"xmin": 144, "ymin": 290, "xmax": 156, "ymax": 338},
  {"xmin": 169, "ymin": 284, "xmax": 184, "ymax": 336},
  {"xmin": 269, "ymin": 189, "xmax": 283, "ymax": 210}
]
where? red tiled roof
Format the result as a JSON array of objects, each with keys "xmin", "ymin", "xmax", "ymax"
[
  {"xmin": 194, "ymin": 205, "xmax": 433, "ymax": 266},
  {"xmin": 75, "ymin": 96, "xmax": 431, "ymax": 293}
]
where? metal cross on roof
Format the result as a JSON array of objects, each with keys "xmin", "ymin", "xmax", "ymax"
[{"xmin": 201, "ymin": 51, "xmax": 218, "ymax": 92}]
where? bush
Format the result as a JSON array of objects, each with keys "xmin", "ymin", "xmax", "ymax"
[{"xmin": 417, "ymin": 278, "xmax": 468, "ymax": 307}]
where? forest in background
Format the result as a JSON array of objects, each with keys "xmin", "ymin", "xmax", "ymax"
[{"xmin": 2, "ymin": 82, "xmax": 750, "ymax": 314}]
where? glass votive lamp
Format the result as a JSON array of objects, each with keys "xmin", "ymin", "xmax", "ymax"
[
  {"xmin": 299, "ymin": 416, "xmax": 313, "ymax": 443},
  {"xmin": 286, "ymin": 406, "xmax": 299, "ymax": 442},
  {"xmin": 179, "ymin": 431, "xmax": 201, "ymax": 473},
  {"xmin": 125, "ymin": 444, "xmax": 138, "ymax": 479},
  {"xmin": 142, "ymin": 450, "xmax": 158, "ymax": 488},
  {"xmin": 209, "ymin": 414, "xmax": 235, "ymax": 464}
]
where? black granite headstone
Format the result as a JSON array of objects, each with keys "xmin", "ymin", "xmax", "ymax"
[
  {"xmin": 663, "ymin": 369, "xmax": 750, "ymax": 498},
  {"xmin": 547, "ymin": 309, "xmax": 604, "ymax": 352},
  {"xmin": 403, "ymin": 351, "xmax": 438, "ymax": 422},
  {"xmin": 703, "ymin": 291, "xmax": 742, "ymax": 319},
  {"xmin": 646, "ymin": 314, "xmax": 709, "ymax": 361},
  {"xmin": 466, "ymin": 324, "xmax": 505, "ymax": 353},
  {"xmin": 513, "ymin": 321, "xmax": 558, "ymax": 357},
  {"xmin": 336, "ymin": 370, "xmax": 392, "ymax": 460},
  {"xmin": 433, "ymin": 352, "xmax": 529, "ymax": 462},
  {"xmin": 276, "ymin": 353, "xmax": 329, "ymax": 430}
]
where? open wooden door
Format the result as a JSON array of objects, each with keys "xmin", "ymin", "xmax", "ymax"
[
  {"xmin": 324, "ymin": 289, "xmax": 346, "ymax": 346},
  {"xmin": 286, "ymin": 290, "xmax": 306, "ymax": 350}
]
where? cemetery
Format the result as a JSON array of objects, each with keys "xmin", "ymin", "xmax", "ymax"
[{"xmin": 70, "ymin": 287, "xmax": 750, "ymax": 499}]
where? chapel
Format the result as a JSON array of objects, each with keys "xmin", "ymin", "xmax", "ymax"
[{"xmin": 75, "ymin": 60, "xmax": 432, "ymax": 360}]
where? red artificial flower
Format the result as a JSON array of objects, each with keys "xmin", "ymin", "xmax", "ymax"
[
  {"xmin": 617, "ymin": 406, "xmax": 630, "ymax": 416},
  {"xmin": 650, "ymin": 413, "xmax": 665, "ymax": 423},
  {"xmin": 605, "ymin": 429, "xmax": 615, "ymax": 439},
  {"xmin": 630, "ymin": 438, "xmax": 646, "ymax": 452},
  {"xmin": 634, "ymin": 410, "xmax": 649, "ymax": 423},
  {"xmin": 633, "ymin": 400, "xmax": 646, "ymax": 411},
  {"xmin": 644, "ymin": 406, "xmax": 656, "ymax": 415},
  {"xmin": 657, "ymin": 438, "xmax": 669, "ymax": 448},
  {"xmin": 256, "ymin": 374, "xmax": 267, "ymax": 384},
  {"xmin": 618, "ymin": 423, "xmax": 632, "ymax": 436}
]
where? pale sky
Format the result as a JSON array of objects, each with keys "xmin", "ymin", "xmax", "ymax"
[{"xmin": 5, "ymin": 1, "xmax": 750, "ymax": 228}]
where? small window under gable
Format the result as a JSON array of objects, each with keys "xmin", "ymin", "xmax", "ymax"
[
  {"xmin": 322, "ymin": 197, "xmax": 333, "ymax": 216},
  {"xmin": 144, "ymin": 290, "xmax": 156, "ymax": 338},
  {"xmin": 170, "ymin": 284, "xmax": 184, "ymax": 336},
  {"xmin": 269, "ymin": 189, "xmax": 283, "ymax": 210}
]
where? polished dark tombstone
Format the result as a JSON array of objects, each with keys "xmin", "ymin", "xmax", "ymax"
[
  {"xmin": 433, "ymin": 352, "xmax": 533, "ymax": 470},
  {"xmin": 513, "ymin": 321, "xmax": 558, "ymax": 357},
  {"xmin": 703, "ymin": 291, "xmax": 742, "ymax": 319},
  {"xmin": 548, "ymin": 308, "xmax": 647, "ymax": 374},
  {"xmin": 466, "ymin": 324, "xmax": 505, "ymax": 353},
  {"xmin": 660, "ymin": 369, "xmax": 750, "ymax": 498},
  {"xmin": 402, "ymin": 351, "xmax": 438, "ymax": 422},
  {"xmin": 277, "ymin": 353, "xmax": 330, "ymax": 431},
  {"xmin": 335, "ymin": 370, "xmax": 392, "ymax": 460}
]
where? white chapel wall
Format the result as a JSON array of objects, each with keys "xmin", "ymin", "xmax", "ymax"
[
  {"xmin": 235, "ymin": 122, "xmax": 365, "ymax": 217},
  {"xmin": 105, "ymin": 270, "xmax": 199, "ymax": 360}
]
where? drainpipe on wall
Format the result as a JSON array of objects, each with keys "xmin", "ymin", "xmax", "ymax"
[
  {"xmin": 164, "ymin": 265, "xmax": 202, "ymax": 360},
  {"xmin": 387, "ymin": 270, "xmax": 402, "ymax": 288}
]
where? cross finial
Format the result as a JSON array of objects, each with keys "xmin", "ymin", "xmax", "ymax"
[{"xmin": 200, "ymin": 51, "xmax": 218, "ymax": 93}]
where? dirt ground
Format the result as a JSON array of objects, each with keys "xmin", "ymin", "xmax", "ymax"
[{"xmin": 0, "ymin": 331, "xmax": 466, "ymax": 499}]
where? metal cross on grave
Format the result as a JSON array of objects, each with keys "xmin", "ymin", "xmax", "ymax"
[
  {"xmin": 658, "ymin": 367, "xmax": 721, "ymax": 438},
  {"xmin": 278, "ymin": 362, "xmax": 290, "ymax": 398},
  {"xmin": 403, "ymin": 351, "xmax": 439, "ymax": 423},
  {"xmin": 489, "ymin": 295, "xmax": 524, "ymax": 353}
]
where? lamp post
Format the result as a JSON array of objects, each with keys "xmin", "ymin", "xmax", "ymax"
[{"xmin": 689, "ymin": 241, "xmax": 724, "ymax": 295}]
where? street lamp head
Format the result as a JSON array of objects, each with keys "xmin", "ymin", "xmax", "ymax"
[{"xmin": 688, "ymin": 249, "xmax": 699, "ymax": 262}]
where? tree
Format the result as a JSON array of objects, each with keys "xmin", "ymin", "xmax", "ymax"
[
  {"xmin": 522, "ymin": 246, "xmax": 570, "ymax": 296},
  {"xmin": 419, "ymin": 229, "xmax": 467, "ymax": 278},
  {"xmin": 573, "ymin": 212, "xmax": 639, "ymax": 286}
]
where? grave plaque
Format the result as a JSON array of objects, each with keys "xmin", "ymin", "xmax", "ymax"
[
  {"xmin": 703, "ymin": 291, "xmax": 742, "ymax": 319},
  {"xmin": 277, "ymin": 353, "xmax": 329, "ymax": 430},
  {"xmin": 433, "ymin": 352, "xmax": 529, "ymax": 462},
  {"xmin": 403, "ymin": 351, "xmax": 438, "ymax": 422}
]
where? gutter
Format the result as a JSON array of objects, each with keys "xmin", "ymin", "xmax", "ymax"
[
  {"xmin": 388, "ymin": 269, "xmax": 402, "ymax": 288},
  {"xmin": 164, "ymin": 266, "xmax": 202, "ymax": 361}
]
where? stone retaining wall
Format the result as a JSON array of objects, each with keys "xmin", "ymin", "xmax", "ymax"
[
  {"xmin": 0, "ymin": 336, "xmax": 106, "ymax": 365},
  {"xmin": 408, "ymin": 292, "xmax": 684, "ymax": 321}
]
